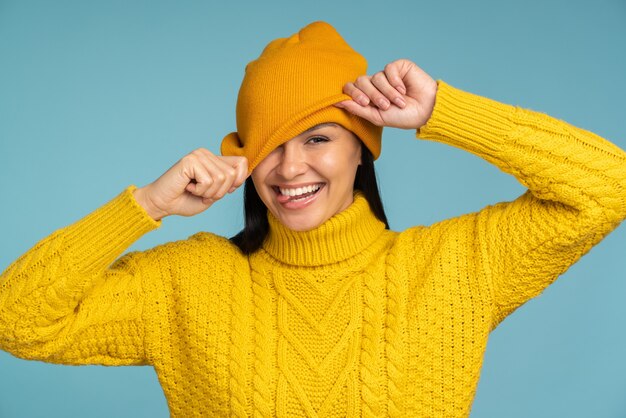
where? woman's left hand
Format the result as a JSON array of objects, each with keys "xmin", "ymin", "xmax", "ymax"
[{"xmin": 334, "ymin": 59, "xmax": 438, "ymax": 130}]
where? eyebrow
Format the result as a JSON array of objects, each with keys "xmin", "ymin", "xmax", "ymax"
[{"xmin": 301, "ymin": 122, "xmax": 340, "ymax": 134}]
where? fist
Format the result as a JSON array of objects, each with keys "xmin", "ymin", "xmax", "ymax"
[
  {"xmin": 335, "ymin": 59, "xmax": 438, "ymax": 130},
  {"xmin": 134, "ymin": 149, "xmax": 248, "ymax": 220}
]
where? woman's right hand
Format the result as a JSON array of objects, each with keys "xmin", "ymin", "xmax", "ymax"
[{"xmin": 133, "ymin": 149, "xmax": 248, "ymax": 221}]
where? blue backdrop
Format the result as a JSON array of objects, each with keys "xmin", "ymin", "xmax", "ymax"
[{"xmin": 1, "ymin": 1, "xmax": 625, "ymax": 417}]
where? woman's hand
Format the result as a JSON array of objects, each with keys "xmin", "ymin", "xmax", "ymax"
[
  {"xmin": 133, "ymin": 149, "xmax": 248, "ymax": 221},
  {"xmin": 334, "ymin": 59, "xmax": 438, "ymax": 130}
]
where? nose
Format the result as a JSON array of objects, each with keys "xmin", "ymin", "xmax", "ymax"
[{"xmin": 275, "ymin": 142, "xmax": 308, "ymax": 180}]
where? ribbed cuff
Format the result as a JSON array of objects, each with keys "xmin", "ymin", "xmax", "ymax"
[
  {"xmin": 63, "ymin": 186, "xmax": 161, "ymax": 272},
  {"xmin": 417, "ymin": 80, "xmax": 518, "ymax": 155}
]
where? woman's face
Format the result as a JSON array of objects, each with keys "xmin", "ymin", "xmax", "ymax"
[{"xmin": 251, "ymin": 123, "xmax": 362, "ymax": 232}]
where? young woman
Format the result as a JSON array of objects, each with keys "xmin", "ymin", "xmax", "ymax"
[{"xmin": 1, "ymin": 21, "xmax": 625, "ymax": 417}]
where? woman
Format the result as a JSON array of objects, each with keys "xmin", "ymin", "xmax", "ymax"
[{"xmin": 1, "ymin": 21, "xmax": 625, "ymax": 417}]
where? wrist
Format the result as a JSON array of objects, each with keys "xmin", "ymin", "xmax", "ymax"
[
  {"xmin": 417, "ymin": 79, "xmax": 438, "ymax": 130},
  {"xmin": 133, "ymin": 186, "xmax": 168, "ymax": 221}
]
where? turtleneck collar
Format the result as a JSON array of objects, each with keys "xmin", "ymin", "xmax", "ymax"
[{"xmin": 262, "ymin": 192, "xmax": 386, "ymax": 266}]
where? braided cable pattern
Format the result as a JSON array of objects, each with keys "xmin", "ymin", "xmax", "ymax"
[
  {"xmin": 359, "ymin": 269, "xmax": 386, "ymax": 417},
  {"xmin": 251, "ymin": 259, "xmax": 278, "ymax": 417},
  {"xmin": 229, "ymin": 260, "xmax": 253, "ymax": 416},
  {"xmin": 384, "ymin": 248, "xmax": 408, "ymax": 417}
]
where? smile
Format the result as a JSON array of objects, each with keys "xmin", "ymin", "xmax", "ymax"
[
  {"xmin": 272, "ymin": 183, "xmax": 326, "ymax": 208},
  {"xmin": 278, "ymin": 183, "xmax": 323, "ymax": 197}
]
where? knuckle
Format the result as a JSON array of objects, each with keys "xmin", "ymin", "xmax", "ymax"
[
  {"xmin": 372, "ymin": 71, "xmax": 384, "ymax": 81},
  {"xmin": 356, "ymin": 75, "xmax": 370, "ymax": 84},
  {"xmin": 388, "ymin": 59, "xmax": 404, "ymax": 69},
  {"xmin": 181, "ymin": 156, "xmax": 198, "ymax": 170},
  {"xmin": 180, "ymin": 156, "xmax": 192, "ymax": 166},
  {"xmin": 343, "ymin": 82, "xmax": 356, "ymax": 95},
  {"xmin": 194, "ymin": 148, "xmax": 213, "ymax": 158}
]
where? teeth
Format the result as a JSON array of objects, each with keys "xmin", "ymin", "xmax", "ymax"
[{"xmin": 279, "ymin": 184, "xmax": 321, "ymax": 197}]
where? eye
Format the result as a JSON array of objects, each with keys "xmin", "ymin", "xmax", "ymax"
[{"xmin": 306, "ymin": 136, "xmax": 329, "ymax": 144}]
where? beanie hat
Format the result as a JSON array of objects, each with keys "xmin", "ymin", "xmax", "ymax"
[{"xmin": 220, "ymin": 21, "xmax": 382, "ymax": 173}]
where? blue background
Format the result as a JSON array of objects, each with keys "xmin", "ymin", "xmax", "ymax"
[{"xmin": 1, "ymin": 0, "xmax": 625, "ymax": 417}]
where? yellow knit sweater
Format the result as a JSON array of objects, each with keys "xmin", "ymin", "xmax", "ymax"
[{"xmin": 1, "ymin": 81, "xmax": 625, "ymax": 417}]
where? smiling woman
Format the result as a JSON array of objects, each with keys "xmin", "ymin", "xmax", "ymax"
[
  {"xmin": 231, "ymin": 121, "xmax": 389, "ymax": 253},
  {"xmin": 251, "ymin": 123, "xmax": 363, "ymax": 231},
  {"xmin": 1, "ymin": 19, "xmax": 626, "ymax": 418}
]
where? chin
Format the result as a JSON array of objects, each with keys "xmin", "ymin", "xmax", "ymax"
[{"xmin": 277, "ymin": 212, "xmax": 328, "ymax": 232}]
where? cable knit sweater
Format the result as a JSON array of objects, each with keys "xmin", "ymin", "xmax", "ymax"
[{"xmin": 1, "ymin": 81, "xmax": 625, "ymax": 417}]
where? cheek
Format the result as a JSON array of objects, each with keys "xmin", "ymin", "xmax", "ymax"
[
  {"xmin": 250, "ymin": 170, "xmax": 262, "ymax": 187},
  {"xmin": 251, "ymin": 156, "xmax": 275, "ymax": 188},
  {"xmin": 318, "ymin": 152, "xmax": 360, "ymax": 181}
]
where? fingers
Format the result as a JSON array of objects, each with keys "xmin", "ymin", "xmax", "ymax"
[
  {"xmin": 222, "ymin": 156, "xmax": 249, "ymax": 193},
  {"xmin": 383, "ymin": 61, "xmax": 408, "ymax": 96},
  {"xmin": 371, "ymin": 71, "xmax": 406, "ymax": 109},
  {"xmin": 195, "ymin": 157, "xmax": 230, "ymax": 202},
  {"xmin": 342, "ymin": 66, "xmax": 408, "ymax": 111},
  {"xmin": 346, "ymin": 75, "xmax": 392, "ymax": 110},
  {"xmin": 336, "ymin": 59, "xmax": 436, "ymax": 130},
  {"xmin": 334, "ymin": 99, "xmax": 382, "ymax": 125},
  {"xmin": 342, "ymin": 81, "xmax": 371, "ymax": 107},
  {"xmin": 182, "ymin": 149, "xmax": 248, "ymax": 203}
]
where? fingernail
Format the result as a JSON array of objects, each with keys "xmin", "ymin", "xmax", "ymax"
[
  {"xmin": 396, "ymin": 85, "xmax": 406, "ymax": 94},
  {"xmin": 357, "ymin": 95, "xmax": 369, "ymax": 106},
  {"xmin": 394, "ymin": 97, "xmax": 406, "ymax": 108},
  {"xmin": 378, "ymin": 98, "xmax": 390, "ymax": 109},
  {"xmin": 334, "ymin": 102, "xmax": 344, "ymax": 108}
]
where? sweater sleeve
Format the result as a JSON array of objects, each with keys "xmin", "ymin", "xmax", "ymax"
[
  {"xmin": 418, "ymin": 81, "xmax": 626, "ymax": 329},
  {"xmin": 0, "ymin": 186, "xmax": 160, "ymax": 365}
]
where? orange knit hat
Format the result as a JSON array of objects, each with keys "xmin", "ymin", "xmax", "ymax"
[{"xmin": 220, "ymin": 21, "xmax": 382, "ymax": 173}]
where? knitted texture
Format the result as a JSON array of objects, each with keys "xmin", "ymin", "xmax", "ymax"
[
  {"xmin": 2, "ymin": 81, "xmax": 625, "ymax": 417},
  {"xmin": 220, "ymin": 21, "xmax": 383, "ymax": 173}
]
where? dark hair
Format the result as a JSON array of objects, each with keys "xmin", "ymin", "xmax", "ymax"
[{"xmin": 230, "ymin": 142, "xmax": 389, "ymax": 254}]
